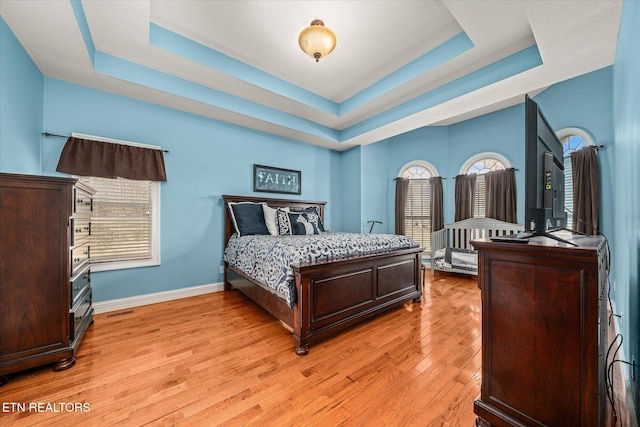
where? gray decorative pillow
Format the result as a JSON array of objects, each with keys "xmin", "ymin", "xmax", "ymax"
[
  {"xmin": 293, "ymin": 207, "xmax": 324, "ymax": 232},
  {"xmin": 288, "ymin": 212, "xmax": 322, "ymax": 235}
]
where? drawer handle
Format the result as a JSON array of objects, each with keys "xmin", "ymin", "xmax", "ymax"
[
  {"xmin": 74, "ymin": 257, "xmax": 80, "ymax": 262},
  {"xmin": 74, "ymin": 286, "xmax": 80, "ymax": 291},
  {"xmin": 75, "ymin": 228, "xmax": 82, "ymax": 233},
  {"xmin": 77, "ymin": 198, "xmax": 83, "ymax": 204},
  {"xmin": 83, "ymin": 250, "xmax": 89, "ymax": 255}
]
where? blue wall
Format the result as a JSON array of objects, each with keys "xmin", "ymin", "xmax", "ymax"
[
  {"xmin": 447, "ymin": 105, "xmax": 525, "ymax": 223},
  {"xmin": 40, "ymin": 80, "xmax": 341, "ymax": 302},
  {"xmin": 612, "ymin": 0, "xmax": 640, "ymax": 405},
  {"xmin": 534, "ymin": 68, "xmax": 615, "ymax": 241},
  {"xmin": 0, "ymin": 18, "xmax": 43, "ymax": 173},
  {"xmin": 361, "ymin": 140, "xmax": 391, "ymax": 233},
  {"xmin": 340, "ymin": 146, "xmax": 362, "ymax": 233},
  {"xmin": 384, "ymin": 126, "xmax": 450, "ymax": 231},
  {"xmin": 354, "ymin": 67, "xmax": 614, "ymax": 237},
  {"xmin": 1, "ymin": 17, "xmax": 341, "ymax": 303}
]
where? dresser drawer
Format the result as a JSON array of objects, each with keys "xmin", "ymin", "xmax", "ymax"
[
  {"xmin": 70, "ymin": 287, "xmax": 92, "ymax": 341},
  {"xmin": 73, "ymin": 187, "xmax": 93, "ymax": 215},
  {"xmin": 70, "ymin": 217, "xmax": 91, "ymax": 246},
  {"xmin": 70, "ymin": 242, "xmax": 90, "ymax": 276},
  {"xmin": 71, "ymin": 265, "xmax": 90, "ymax": 305}
]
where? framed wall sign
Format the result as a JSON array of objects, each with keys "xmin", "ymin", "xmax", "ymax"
[{"xmin": 253, "ymin": 164, "xmax": 301, "ymax": 195}]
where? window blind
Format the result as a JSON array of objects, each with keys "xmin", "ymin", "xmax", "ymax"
[
  {"xmin": 564, "ymin": 156, "xmax": 574, "ymax": 227},
  {"xmin": 80, "ymin": 176, "xmax": 153, "ymax": 263},
  {"xmin": 404, "ymin": 179, "xmax": 431, "ymax": 251},
  {"xmin": 474, "ymin": 175, "xmax": 486, "ymax": 218}
]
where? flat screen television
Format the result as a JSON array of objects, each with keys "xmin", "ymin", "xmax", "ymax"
[{"xmin": 524, "ymin": 95, "xmax": 567, "ymax": 234}]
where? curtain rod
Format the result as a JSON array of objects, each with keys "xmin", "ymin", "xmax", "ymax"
[
  {"xmin": 452, "ymin": 168, "xmax": 519, "ymax": 179},
  {"xmin": 42, "ymin": 132, "xmax": 169, "ymax": 153},
  {"xmin": 393, "ymin": 177, "xmax": 445, "ymax": 180}
]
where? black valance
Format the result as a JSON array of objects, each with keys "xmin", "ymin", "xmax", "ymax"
[{"xmin": 56, "ymin": 137, "xmax": 167, "ymax": 181}]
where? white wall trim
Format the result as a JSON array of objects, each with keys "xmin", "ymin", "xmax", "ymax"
[{"xmin": 93, "ymin": 282, "xmax": 224, "ymax": 314}]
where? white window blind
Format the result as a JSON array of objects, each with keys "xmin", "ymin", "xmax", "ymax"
[
  {"xmin": 561, "ymin": 134, "xmax": 586, "ymax": 229},
  {"xmin": 473, "ymin": 175, "xmax": 486, "ymax": 218},
  {"xmin": 405, "ymin": 179, "xmax": 431, "ymax": 252},
  {"xmin": 564, "ymin": 156, "xmax": 574, "ymax": 227},
  {"xmin": 80, "ymin": 176, "xmax": 154, "ymax": 264}
]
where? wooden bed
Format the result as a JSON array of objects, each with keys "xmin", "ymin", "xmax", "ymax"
[
  {"xmin": 223, "ymin": 195, "xmax": 424, "ymax": 355},
  {"xmin": 430, "ymin": 217, "xmax": 523, "ymax": 275}
]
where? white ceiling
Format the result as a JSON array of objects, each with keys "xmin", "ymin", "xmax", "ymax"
[{"xmin": 0, "ymin": 0, "xmax": 622, "ymax": 151}]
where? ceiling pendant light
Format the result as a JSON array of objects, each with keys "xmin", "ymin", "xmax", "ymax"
[{"xmin": 298, "ymin": 19, "xmax": 336, "ymax": 62}]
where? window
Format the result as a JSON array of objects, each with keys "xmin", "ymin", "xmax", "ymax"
[
  {"xmin": 399, "ymin": 161, "xmax": 438, "ymax": 252},
  {"xmin": 460, "ymin": 153, "xmax": 510, "ymax": 217},
  {"xmin": 78, "ymin": 176, "xmax": 160, "ymax": 272},
  {"xmin": 557, "ymin": 128, "xmax": 592, "ymax": 227}
]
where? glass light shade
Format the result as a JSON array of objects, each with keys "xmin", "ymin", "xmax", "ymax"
[{"xmin": 298, "ymin": 20, "xmax": 336, "ymax": 62}]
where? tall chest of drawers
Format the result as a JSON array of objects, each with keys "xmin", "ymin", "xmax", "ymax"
[{"xmin": 0, "ymin": 173, "xmax": 95, "ymax": 378}]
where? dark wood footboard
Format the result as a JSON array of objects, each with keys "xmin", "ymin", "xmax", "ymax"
[
  {"xmin": 225, "ymin": 246, "xmax": 422, "ymax": 355},
  {"xmin": 291, "ymin": 247, "xmax": 423, "ymax": 355}
]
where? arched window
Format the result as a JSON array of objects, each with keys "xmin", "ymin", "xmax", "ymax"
[
  {"xmin": 399, "ymin": 161, "xmax": 438, "ymax": 252},
  {"xmin": 557, "ymin": 128, "xmax": 593, "ymax": 227},
  {"xmin": 459, "ymin": 153, "xmax": 510, "ymax": 218}
]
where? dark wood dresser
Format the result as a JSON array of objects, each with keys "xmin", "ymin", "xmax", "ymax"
[
  {"xmin": 473, "ymin": 233, "xmax": 608, "ymax": 427},
  {"xmin": 0, "ymin": 173, "xmax": 95, "ymax": 379}
]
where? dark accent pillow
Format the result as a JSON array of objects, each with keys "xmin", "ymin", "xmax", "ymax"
[
  {"xmin": 288, "ymin": 212, "xmax": 322, "ymax": 235},
  {"xmin": 291, "ymin": 207, "xmax": 325, "ymax": 232},
  {"xmin": 228, "ymin": 202, "xmax": 269, "ymax": 237}
]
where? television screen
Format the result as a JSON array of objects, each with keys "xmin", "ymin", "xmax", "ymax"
[{"xmin": 524, "ymin": 95, "xmax": 566, "ymax": 233}]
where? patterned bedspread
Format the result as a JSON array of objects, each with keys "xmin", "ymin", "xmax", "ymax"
[{"xmin": 223, "ymin": 232, "xmax": 419, "ymax": 307}]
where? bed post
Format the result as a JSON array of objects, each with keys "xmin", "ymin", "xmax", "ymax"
[{"xmin": 293, "ymin": 271, "xmax": 310, "ymax": 356}]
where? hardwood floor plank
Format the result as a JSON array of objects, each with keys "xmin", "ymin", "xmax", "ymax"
[{"xmin": 1, "ymin": 273, "xmax": 482, "ymax": 426}]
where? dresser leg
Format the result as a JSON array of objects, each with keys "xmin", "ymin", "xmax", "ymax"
[
  {"xmin": 476, "ymin": 416, "xmax": 491, "ymax": 427},
  {"xmin": 52, "ymin": 357, "xmax": 76, "ymax": 372}
]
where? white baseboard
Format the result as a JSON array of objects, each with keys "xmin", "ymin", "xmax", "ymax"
[{"xmin": 93, "ymin": 282, "xmax": 224, "ymax": 314}]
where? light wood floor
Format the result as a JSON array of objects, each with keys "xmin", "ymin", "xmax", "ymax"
[{"xmin": 1, "ymin": 273, "xmax": 480, "ymax": 426}]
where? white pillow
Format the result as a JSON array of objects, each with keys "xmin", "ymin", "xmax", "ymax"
[{"xmin": 262, "ymin": 205, "xmax": 289, "ymax": 236}]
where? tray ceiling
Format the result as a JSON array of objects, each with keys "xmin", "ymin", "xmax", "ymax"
[{"xmin": 0, "ymin": 0, "xmax": 622, "ymax": 150}]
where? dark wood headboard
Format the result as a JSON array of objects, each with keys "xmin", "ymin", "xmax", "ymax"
[{"xmin": 222, "ymin": 195, "xmax": 327, "ymax": 244}]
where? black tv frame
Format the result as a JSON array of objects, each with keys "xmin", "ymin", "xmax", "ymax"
[{"xmin": 524, "ymin": 95, "xmax": 575, "ymax": 246}]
